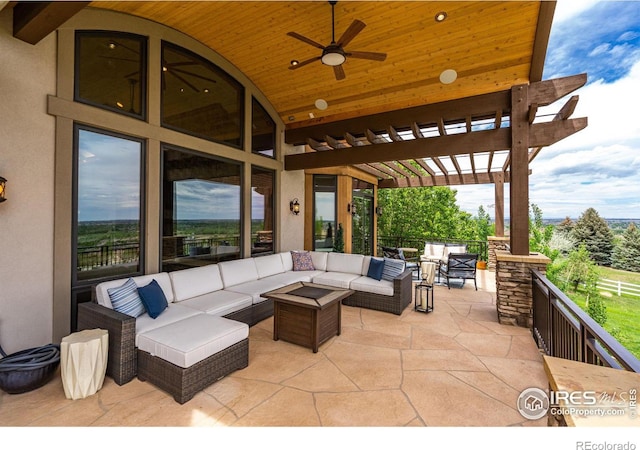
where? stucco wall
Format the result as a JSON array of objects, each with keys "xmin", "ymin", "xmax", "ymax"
[
  {"xmin": 0, "ymin": 9, "xmax": 56, "ymax": 353},
  {"xmin": 280, "ymin": 144, "xmax": 305, "ymax": 251}
]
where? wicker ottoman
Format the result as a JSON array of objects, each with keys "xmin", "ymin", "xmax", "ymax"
[{"xmin": 136, "ymin": 314, "xmax": 249, "ymax": 404}]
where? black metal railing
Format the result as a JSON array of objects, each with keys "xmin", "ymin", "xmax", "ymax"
[
  {"xmin": 77, "ymin": 243, "xmax": 140, "ymax": 271},
  {"xmin": 532, "ymin": 269, "xmax": 640, "ymax": 372},
  {"xmin": 377, "ymin": 235, "xmax": 488, "ymax": 261}
]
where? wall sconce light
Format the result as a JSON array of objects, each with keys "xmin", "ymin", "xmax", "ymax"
[
  {"xmin": 0, "ymin": 177, "xmax": 6, "ymax": 203},
  {"xmin": 375, "ymin": 206, "xmax": 382, "ymax": 216},
  {"xmin": 289, "ymin": 198, "xmax": 300, "ymax": 215},
  {"xmin": 347, "ymin": 202, "xmax": 356, "ymax": 216}
]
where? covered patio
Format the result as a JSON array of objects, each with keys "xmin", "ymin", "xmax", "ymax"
[{"xmin": 0, "ymin": 272, "xmax": 548, "ymax": 427}]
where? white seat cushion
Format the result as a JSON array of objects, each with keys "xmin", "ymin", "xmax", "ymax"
[
  {"xmin": 179, "ymin": 290, "xmax": 253, "ymax": 316},
  {"xmin": 218, "ymin": 258, "xmax": 259, "ymax": 287},
  {"xmin": 134, "ymin": 303, "xmax": 201, "ymax": 346},
  {"xmin": 312, "ymin": 271, "xmax": 360, "ymax": 289},
  {"xmin": 254, "ymin": 253, "xmax": 285, "ymax": 278},
  {"xmin": 225, "ymin": 277, "xmax": 286, "ymax": 304},
  {"xmin": 349, "ymin": 276, "xmax": 394, "ymax": 296},
  {"xmin": 169, "ymin": 264, "xmax": 224, "ymax": 302},
  {"xmin": 137, "ymin": 314, "xmax": 249, "ymax": 369}
]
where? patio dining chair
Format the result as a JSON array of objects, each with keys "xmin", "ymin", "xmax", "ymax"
[{"xmin": 439, "ymin": 253, "xmax": 478, "ymax": 290}]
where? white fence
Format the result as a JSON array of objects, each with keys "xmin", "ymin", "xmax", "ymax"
[{"xmin": 597, "ymin": 278, "xmax": 640, "ymax": 298}]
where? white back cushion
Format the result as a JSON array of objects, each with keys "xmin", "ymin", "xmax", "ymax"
[
  {"xmin": 326, "ymin": 253, "xmax": 365, "ymax": 275},
  {"xmin": 95, "ymin": 273, "xmax": 174, "ymax": 309},
  {"xmin": 431, "ymin": 244, "xmax": 445, "ymax": 258},
  {"xmin": 279, "ymin": 252, "xmax": 294, "ymax": 271},
  {"xmin": 254, "ymin": 253, "xmax": 285, "ymax": 278},
  {"xmin": 310, "ymin": 251, "xmax": 328, "ymax": 271},
  {"xmin": 361, "ymin": 256, "xmax": 372, "ymax": 275},
  {"xmin": 218, "ymin": 258, "xmax": 259, "ymax": 287},
  {"xmin": 170, "ymin": 264, "xmax": 223, "ymax": 302}
]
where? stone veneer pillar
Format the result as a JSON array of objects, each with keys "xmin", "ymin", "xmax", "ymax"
[
  {"xmin": 487, "ymin": 236, "xmax": 510, "ymax": 271},
  {"xmin": 495, "ymin": 250, "xmax": 551, "ymax": 328}
]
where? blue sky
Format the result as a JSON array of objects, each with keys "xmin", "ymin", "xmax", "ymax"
[{"xmin": 455, "ymin": 0, "xmax": 640, "ymax": 220}]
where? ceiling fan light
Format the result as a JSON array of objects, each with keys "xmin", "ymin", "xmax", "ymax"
[{"xmin": 321, "ymin": 50, "xmax": 346, "ymax": 66}]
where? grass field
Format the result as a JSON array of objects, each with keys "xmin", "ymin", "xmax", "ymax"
[{"xmin": 563, "ymin": 266, "xmax": 640, "ymax": 361}]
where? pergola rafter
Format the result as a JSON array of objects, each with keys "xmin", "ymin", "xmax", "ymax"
[{"xmin": 285, "ymin": 73, "xmax": 588, "ymax": 255}]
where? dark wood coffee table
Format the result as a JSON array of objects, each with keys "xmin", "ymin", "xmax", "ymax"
[{"xmin": 263, "ymin": 282, "xmax": 355, "ymax": 353}]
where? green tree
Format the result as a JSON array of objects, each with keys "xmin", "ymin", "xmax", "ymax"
[
  {"xmin": 547, "ymin": 245, "xmax": 608, "ymax": 326},
  {"xmin": 555, "ymin": 216, "xmax": 575, "ymax": 236},
  {"xmin": 377, "ymin": 187, "xmax": 475, "ymax": 240},
  {"xmin": 571, "ymin": 208, "xmax": 615, "ymax": 266},
  {"xmin": 529, "ymin": 203, "xmax": 556, "ymax": 259},
  {"xmin": 611, "ymin": 222, "xmax": 640, "ymax": 272},
  {"xmin": 475, "ymin": 205, "xmax": 492, "ymax": 242}
]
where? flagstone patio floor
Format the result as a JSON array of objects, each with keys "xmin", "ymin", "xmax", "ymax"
[{"xmin": 0, "ymin": 269, "xmax": 549, "ymax": 427}]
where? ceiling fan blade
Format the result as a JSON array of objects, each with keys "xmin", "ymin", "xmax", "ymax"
[
  {"xmin": 172, "ymin": 67, "xmax": 218, "ymax": 84},
  {"xmin": 169, "ymin": 71, "xmax": 199, "ymax": 93},
  {"xmin": 333, "ymin": 65, "xmax": 345, "ymax": 81},
  {"xmin": 289, "ymin": 56, "xmax": 321, "ymax": 70},
  {"xmin": 337, "ymin": 19, "xmax": 366, "ymax": 47},
  {"xmin": 346, "ymin": 51, "xmax": 387, "ymax": 61},
  {"xmin": 287, "ymin": 32, "xmax": 326, "ymax": 50}
]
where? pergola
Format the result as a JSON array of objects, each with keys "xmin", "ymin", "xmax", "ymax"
[{"xmin": 10, "ymin": 0, "xmax": 588, "ymax": 255}]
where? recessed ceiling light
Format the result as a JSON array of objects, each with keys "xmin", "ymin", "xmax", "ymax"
[
  {"xmin": 315, "ymin": 99, "xmax": 328, "ymax": 110},
  {"xmin": 203, "ymin": 88, "xmax": 209, "ymax": 93},
  {"xmin": 116, "ymin": 101, "xmax": 124, "ymax": 108},
  {"xmin": 288, "ymin": 115, "xmax": 295, "ymax": 121},
  {"xmin": 435, "ymin": 11, "xmax": 447, "ymax": 22},
  {"xmin": 108, "ymin": 42, "xmax": 117, "ymax": 49},
  {"xmin": 440, "ymin": 69, "xmax": 457, "ymax": 84},
  {"xmin": 291, "ymin": 60, "xmax": 299, "ymax": 66},
  {"xmin": 162, "ymin": 66, "xmax": 168, "ymax": 72}
]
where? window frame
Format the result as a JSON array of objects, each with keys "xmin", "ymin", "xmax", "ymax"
[
  {"xmin": 74, "ymin": 30, "xmax": 148, "ymax": 121},
  {"xmin": 71, "ymin": 123, "xmax": 147, "ymax": 286}
]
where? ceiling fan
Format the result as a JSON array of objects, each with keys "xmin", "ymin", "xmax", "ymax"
[{"xmin": 287, "ymin": 1, "xmax": 387, "ymax": 80}]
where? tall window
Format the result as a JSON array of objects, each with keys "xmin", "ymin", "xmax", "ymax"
[
  {"xmin": 161, "ymin": 42, "xmax": 244, "ymax": 148},
  {"xmin": 75, "ymin": 31, "xmax": 147, "ymax": 119},
  {"xmin": 352, "ymin": 179, "xmax": 374, "ymax": 255},
  {"xmin": 252, "ymin": 97, "xmax": 275, "ymax": 158},
  {"xmin": 313, "ymin": 175, "xmax": 337, "ymax": 251},
  {"xmin": 162, "ymin": 147, "xmax": 242, "ymax": 271},
  {"xmin": 251, "ymin": 167, "xmax": 275, "ymax": 255}
]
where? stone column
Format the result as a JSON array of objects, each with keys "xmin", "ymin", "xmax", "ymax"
[
  {"xmin": 487, "ymin": 236, "xmax": 510, "ymax": 271},
  {"xmin": 495, "ymin": 250, "xmax": 551, "ymax": 328}
]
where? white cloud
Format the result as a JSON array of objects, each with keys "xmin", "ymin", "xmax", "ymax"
[{"xmin": 553, "ymin": 0, "xmax": 602, "ymax": 24}]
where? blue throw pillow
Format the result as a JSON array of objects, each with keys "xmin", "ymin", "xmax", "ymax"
[
  {"xmin": 367, "ymin": 257, "xmax": 385, "ymax": 281},
  {"xmin": 137, "ymin": 279, "xmax": 168, "ymax": 319},
  {"xmin": 107, "ymin": 278, "xmax": 146, "ymax": 317},
  {"xmin": 381, "ymin": 258, "xmax": 406, "ymax": 281}
]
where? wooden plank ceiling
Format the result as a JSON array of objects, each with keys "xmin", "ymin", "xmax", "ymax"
[
  {"xmin": 10, "ymin": 1, "xmax": 562, "ymax": 187},
  {"xmin": 85, "ymin": 1, "xmax": 558, "ymax": 187}
]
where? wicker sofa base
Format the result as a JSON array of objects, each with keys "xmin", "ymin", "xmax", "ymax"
[
  {"xmin": 137, "ymin": 338, "xmax": 249, "ymax": 404},
  {"xmin": 341, "ymin": 269, "xmax": 413, "ymax": 315}
]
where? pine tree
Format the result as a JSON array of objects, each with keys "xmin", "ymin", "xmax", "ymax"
[
  {"xmin": 571, "ymin": 208, "xmax": 615, "ymax": 266},
  {"xmin": 612, "ymin": 222, "xmax": 640, "ymax": 272},
  {"xmin": 556, "ymin": 216, "xmax": 575, "ymax": 236}
]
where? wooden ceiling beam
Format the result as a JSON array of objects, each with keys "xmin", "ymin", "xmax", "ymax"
[
  {"xmin": 379, "ymin": 171, "xmax": 514, "ymax": 189},
  {"xmin": 284, "ymin": 90, "xmax": 511, "ymax": 145},
  {"xmin": 413, "ymin": 159, "xmax": 436, "ymax": 177},
  {"xmin": 354, "ymin": 164, "xmax": 390, "ymax": 180},
  {"xmin": 388, "ymin": 126, "xmax": 403, "ymax": 142},
  {"xmin": 286, "ymin": 117, "xmax": 586, "ymax": 171},
  {"xmin": 529, "ymin": 0, "xmax": 556, "ymax": 82},
  {"xmin": 286, "ymin": 127, "xmax": 512, "ymax": 171},
  {"xmin": 397, "ymin": 160, "xmax": 424, "ymax": 178},
  {"xmin": 13, "ymin": 1, "xmax": 89, "ymax": 45},
  {"xmin": 529, "ymin": 73, "xmax": 587, "ymax": 106}
]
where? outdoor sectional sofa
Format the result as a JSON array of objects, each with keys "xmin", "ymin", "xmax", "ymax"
[{"xmin": 77, "ymin": 250, "xmax": 412, "ymax": 403}]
